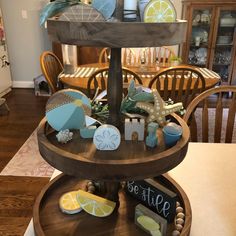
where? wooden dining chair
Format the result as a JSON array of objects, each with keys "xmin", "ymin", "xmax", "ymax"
[
  {"xmin": 87, "ymin": 67, "xmax": 143, "ymax": 99},
  {"xmin": 98, "ymin": 48, "xmax": 137, "ymax": 66},
  {"xmin": 98, "ymin": 48, "xmax": 110, "ymax": 63},
  {"xmin": 148, "ymin": 65, "xmax": 206, "ymax": 108},
  {"xmin": 40, "ymin": 51, "xmax": 64, "ymax": 94},
  {"xmin": 140, "ymin": 47, "xmax": 176, "ymax": 66},
  {"xmin": 122, "ymin": 48, "xmax": 137, "ymax": 66},
  {"xmin": 183, "ymin": 86, "xmax": 236, "ymax": 143}
]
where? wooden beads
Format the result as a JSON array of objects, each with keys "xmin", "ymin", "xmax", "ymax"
[
  {"xmin": 172, "ymin": 201, "xmax": 185, "ymax": 236},
  {"xmin": 86, "ymin": 181, "xmax": 96, "ymax": 193},
  {"xmin": 172, "ymin": 230, "xmax": 181, "ymax": 236}
]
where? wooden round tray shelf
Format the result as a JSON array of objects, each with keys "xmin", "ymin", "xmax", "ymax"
[
  {"xmin": 37, "ymin": 114, "xmax": 190, "ymax": 181},
  {"xmin": 47, "ymin": 19, "xmax": 187, "ymax": 48},
  {"xmin": 33, "ymin": 173, "xmax": 191, "ymax": 236}
]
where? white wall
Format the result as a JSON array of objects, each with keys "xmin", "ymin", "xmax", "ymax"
[
  {"xmin": 0, "ymin": 0, "xmax": 51, "ymax": 88},
  {"xmin": 170, "ymin": 0, "xmax": 183, "ymax": 55}
]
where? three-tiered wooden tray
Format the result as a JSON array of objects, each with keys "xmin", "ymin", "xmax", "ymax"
[{"xmin": 33, "ymin": 3, "xmax": 191, "ymax": 235}]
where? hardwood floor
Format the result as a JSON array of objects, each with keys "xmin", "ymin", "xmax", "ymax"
[
  {"xmin": 0, "ymin": 88, "xmax": 48, "ymax": 171},
  {"xmin": 0, "ymin": 89, "xmax": 50, "ymax": 236},
  {"xmin": 0, "ymin": 176, "xmax": 49, "ymax": 236}
]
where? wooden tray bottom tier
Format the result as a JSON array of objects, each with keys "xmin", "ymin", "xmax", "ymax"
[{"xmin": 33, "ymin": 174, "xmax": 191, "ymax": 236}]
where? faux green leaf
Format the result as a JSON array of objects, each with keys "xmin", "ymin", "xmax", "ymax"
[
  {"xmin": 133, "ymin": 92, "xmax": 153, "ymax": 102},
  {"xmin": 92, "ymin": 0, "xmax": 116, "ymax": 20},
  {"xmin": 127, "ymin": 79, "xmax": 136, "ymax": 97}
]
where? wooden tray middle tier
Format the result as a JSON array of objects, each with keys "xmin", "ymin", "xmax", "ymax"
[{"xmin": 37, "ymin": 114, "xmax": 190, "ymax": 181}]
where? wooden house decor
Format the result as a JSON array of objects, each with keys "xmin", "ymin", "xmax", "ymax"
[{"xmin": 124, "ymin": 118, "xmax": 145, "ymax": 141}]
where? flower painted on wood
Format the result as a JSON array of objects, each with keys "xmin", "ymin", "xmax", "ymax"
[{"xmin": 93, "ymin": 125, "xmax": 121, "ymax": 151}]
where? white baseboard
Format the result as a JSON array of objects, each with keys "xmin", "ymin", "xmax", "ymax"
[{"xmin": 12, "ymin": 81, "xmax": 34, "ymax": 88}]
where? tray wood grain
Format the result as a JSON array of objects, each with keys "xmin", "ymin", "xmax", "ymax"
[
  {"xmin": 37, "ymin": 114, "xmax": 190, "ymax": 181},
  {"xmin": 33, "ymin": 174, "xmax": 191, "ymax": 236},
  {"xmin": 47, "ymin": 19, "xmax": 187, "ymax": 47}
]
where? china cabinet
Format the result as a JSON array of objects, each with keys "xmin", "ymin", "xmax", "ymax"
[
  {"xmin": 181, "ymin": 0, "xmax": 236, "ymax": 85},
  {"xmin": 33, "ymin": 3, "xmax": 192, "ymax": 235}
]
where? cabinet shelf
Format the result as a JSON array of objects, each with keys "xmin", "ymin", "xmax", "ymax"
[
  {"xmin": 216, "ymin": 43, "xmax": 233, "ymax": 47},
  {"xmin": 213, "ymin": 63, "xmax": 230, "ymax": 66},
  {"xmin": 192, "ymin": 23, "xmax": 210, "ymax": 28},
  {"xmin": 190, "ymin": 44, "xmax": 208, "ymax": 48}
]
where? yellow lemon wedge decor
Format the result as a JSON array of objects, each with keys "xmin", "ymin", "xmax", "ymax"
[
  {"xmin": 77, "ymin": 190, "xmax": 116, "ymax": 217},
  {"xmin": 137, "ymin": 215, "xmax": 162, "ymax": 236},
  {"xmin": 144, "ymin": 0, "xmax": 176, "ymax": 23},
  {"xmin": 59, "ymin": 191, "xmax": 82, "ymax": 214}
]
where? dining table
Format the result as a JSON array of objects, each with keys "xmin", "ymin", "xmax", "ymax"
[
  {"xmin": 24, "ymin": 142, "xmax": 236, "ymax": 236},
  {"xmin": 58, "ymin": 63, "xmax": 221, "ymax": 92}
]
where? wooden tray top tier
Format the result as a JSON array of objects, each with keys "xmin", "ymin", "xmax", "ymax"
[
  {"xmin": 33, "ymin": 174, "xmax": 192, "ymax": 236},
  {"xmin": 47, "ymin": 19, "xmax": 187, "ymax": 48},
  {"xmin": 37, "ymin": 114, "xmax": 190, "ymax": 182}
]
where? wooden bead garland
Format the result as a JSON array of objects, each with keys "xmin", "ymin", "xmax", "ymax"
[
  {"xmin": 86, "ymin": 181, "xmax": 96, "ymax": 193},
  {"xmin": 86, "ymin": 183, "xmax": 186, "ymax": 235},
  {"xmin": 172, "ymin": 201, "xmax": 185, "ymax": 236}
]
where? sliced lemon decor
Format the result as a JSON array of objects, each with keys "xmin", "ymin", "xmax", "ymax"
[
  {"xmin": 59, "ymin": 191, "xmax": 82, "ymax": 214},
  {"xmin": 144, "ymin": 0, "xmax": 176, "ymax": 23},
  {"xmin": 77, "ymin": 190, "xmax": 116, "ymax": 217}
]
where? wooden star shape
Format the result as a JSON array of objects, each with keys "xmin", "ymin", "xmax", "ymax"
[{"xmin": 136, "ymin": 89, "xmax": 183, "ymax": 126}]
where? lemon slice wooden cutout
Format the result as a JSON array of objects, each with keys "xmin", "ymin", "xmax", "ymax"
[
  {"xmin": 77, "ymin": 190, "xmax": 116, "ymax": 217},
  {"xmin": 59, "ymin": 191, "xmax": 82, "ymax": 214},
  {"xmin": 144, "ymin": 0, "xmax": 176, "ymax": 23}
]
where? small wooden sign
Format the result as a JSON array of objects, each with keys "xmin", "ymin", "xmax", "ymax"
[{"xmin": 126, "ymin": 178, "xmax": 177, "ymax": 222}]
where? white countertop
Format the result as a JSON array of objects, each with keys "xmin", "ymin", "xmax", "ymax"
[
  {"xmin": 169, "ymin": 142, "xmax": 236, "ymax": 236},
  {"xmin": 25, "ymin": 142, "xmax": 236, "ymax": 236}
]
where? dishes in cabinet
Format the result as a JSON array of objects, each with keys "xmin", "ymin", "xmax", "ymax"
[
  {"xmin": 201, "ymin": 13, "xmax": 210, "ymax": 24},
  {"xmin": 195, "ymin": 48, "xmax": 207, "ymax": 64},
  {"xmin": 216, "ymin": 35, "xmax": 233, "ymax": 45},
  {"xmin": 188, "ymin": 50, "xmax": 195, "ymax": 64},
  {"xmin": 220, "ymin": 14, "xmax": 236, "ymax": 27},
  {"xmin": 192, "ymin": 14, "xmax": 201, "ymax": 25},
  {"xmin": 191, "ymin": 28, "xmax": 208, "ymax": 43}
]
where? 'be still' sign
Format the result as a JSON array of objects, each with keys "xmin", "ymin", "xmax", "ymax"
[{"xmin": 126, "ymin": 178, "xmax": 177, "ymax": 222}]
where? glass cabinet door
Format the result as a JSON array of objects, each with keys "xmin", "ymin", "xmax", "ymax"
[
  {"xmin": 213, "ymin": 10, "xmax": 236, "ymax": 84},
  {"xmin": 188, "ymin": 8, "xmax": 212, "ymax": 67}
]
